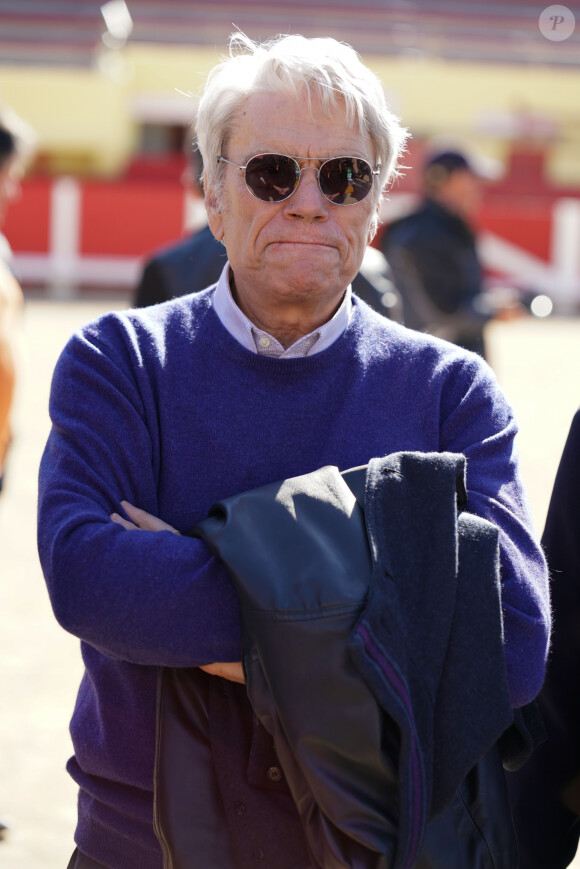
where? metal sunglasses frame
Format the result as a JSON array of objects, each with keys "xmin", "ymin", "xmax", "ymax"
[{"xmin": 217, "ymin": 153, "xmax": 381, "ymax": 205}]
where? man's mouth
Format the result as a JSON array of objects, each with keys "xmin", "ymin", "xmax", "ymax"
[{"xmin": 270, "ymin": 240, "xmax": 335, "ymax": 249}]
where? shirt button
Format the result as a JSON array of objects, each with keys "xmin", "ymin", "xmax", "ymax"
[
  {"xmin": 266, "ymin": 765, "xmax": 282, "ymax": 783},
  {"xmin": 253, "ymin": 847, "xmax": 265, "ymax": 862},
  {"xmin": 258, "ymin": 336, "xmax": 271, "ymax": 348},
  {"xmin": 235, "ymin": 800, "xmax": 246, "ymax": 816}
]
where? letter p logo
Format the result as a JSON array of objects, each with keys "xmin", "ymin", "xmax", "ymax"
[{"xmin": 539, "ymin": 5, "xmax": 576, "ymax": 40}]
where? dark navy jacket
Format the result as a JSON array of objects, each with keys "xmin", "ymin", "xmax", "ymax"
[
  {"xmin": 155, "ymin": 453, "xmax": 536, "ymax": 868},
  {"xmin": 133, "ymin": 225, "xmax": 227, "ymax": 308},
  {"xmin": 381, "ymin": 200, "xmax": 491, "ymax": 357}
]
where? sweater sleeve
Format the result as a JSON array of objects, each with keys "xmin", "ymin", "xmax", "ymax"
[
  {"xmin": 37, "ymin": 313, "xmax": 242, "ymax": 667},
  {"xmin": 437, "ymin": 352, "xmax": 550, "ymax": 708}
]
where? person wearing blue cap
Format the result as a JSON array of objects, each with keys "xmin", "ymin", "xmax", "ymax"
[{"xmin": 381, "ymin": 147, "xmax": 503, "ymax": 359}]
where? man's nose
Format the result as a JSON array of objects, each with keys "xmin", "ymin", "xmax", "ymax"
[{"xmin": 283, "ymin": 167, "xmax": 329, "ymax": 220}]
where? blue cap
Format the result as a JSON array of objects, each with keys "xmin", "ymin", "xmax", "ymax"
[{"xmin": 425, "ymin": 148, "xmax": 499, "ymax": 180}]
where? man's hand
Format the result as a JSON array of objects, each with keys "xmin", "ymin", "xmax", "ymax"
[
  {"xmin": 110, "ymin": 500, "xmax": 182, "ymax": 534},
  {"xmin": 110, "ymin": 501, "xmax": 245, "ymax": 684},
  {"xmin": 200, "ymin": 662, "xmax": 245, "ymax": 683}
]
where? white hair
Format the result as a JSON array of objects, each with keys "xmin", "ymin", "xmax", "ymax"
[{"xmin": 196, "ymin": 32, "xmax": 408, "ymax": 228}]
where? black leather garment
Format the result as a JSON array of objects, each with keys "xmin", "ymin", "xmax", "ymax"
[
  {"xmin": 197, "ymin": 465, "xmax": 398, "ymax": 868},
  {"xmin": 154, "ymin": 455, "xmax": 524, "ymax": 868}
]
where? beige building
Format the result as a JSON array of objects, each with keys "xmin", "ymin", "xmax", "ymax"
[
  {"xmin": 0, "ymin": 39, "xmax": 579, "ymax": 185},
  {"xmin": 0, "ymin": 6, "xmax": 579, "ymax": 306}
]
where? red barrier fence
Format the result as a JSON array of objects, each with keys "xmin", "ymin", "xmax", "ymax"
[{"xmin": 4, "ymin": 174, "xmax": 580, "ymax": 310}]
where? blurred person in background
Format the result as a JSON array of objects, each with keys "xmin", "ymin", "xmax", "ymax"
[
  {"xmin": 37, "ymin": 32, "xmax": 549, "ymax": 869},
  {"xmin": 132, "ymin": 144, "xmax": 227, "ymax": 308},
  {"xmin": 0, "ymin": 103, "xmax": 34, "ymax": 841},
  {"xmin": 133, "ymin": 139, "xmax": 402, "ymax": 321},
  {"xmin": 0, "ymin": 107, "xmax": 34, "ymax": 494},
  {"xmin": 508, "ymin": 407, "xmax": 580, "ymax": 868},
  {"xmin": 381, "ymin": 146, "xmax": 519, "ymax": 359}
]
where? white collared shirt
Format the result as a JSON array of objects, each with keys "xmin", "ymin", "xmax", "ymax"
[{"xmin": 212, "ymin": 263, "xmax": 352, "ymax": 358}]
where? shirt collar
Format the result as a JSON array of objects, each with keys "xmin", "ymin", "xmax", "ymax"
[{"xmin": 212, "ymin": 262, "xmax": 352, "ymax": 358}]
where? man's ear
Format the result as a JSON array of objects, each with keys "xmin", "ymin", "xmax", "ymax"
[{"xmin": 204, "ymin": 175, "xmax": 225, "ymax": 242}]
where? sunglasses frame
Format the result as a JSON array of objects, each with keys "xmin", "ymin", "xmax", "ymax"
[{"xmin": 217, "ymin": 153, "xmax": 380, "ymax": 206}]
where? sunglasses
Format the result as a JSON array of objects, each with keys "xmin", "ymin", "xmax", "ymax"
[{"xmin": 217, "ymin": 153, "xmax": 380, "ymax": 206}]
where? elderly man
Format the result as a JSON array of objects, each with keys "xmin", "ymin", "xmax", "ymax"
[{"xmin": 38, "ymin": 33, "xmax": 549, "ymax": 869}]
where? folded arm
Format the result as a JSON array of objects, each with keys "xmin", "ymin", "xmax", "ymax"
[
  {"xmin": 111, "ymin": 500, "xmax": 244, "ymax": 682},
  {"xmin": 37, "ymin": 315, "xmax": 242, "ymax": 668}
]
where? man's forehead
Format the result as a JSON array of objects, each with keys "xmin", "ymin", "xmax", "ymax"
[
  {"xmin": 234, "ymin": 89, "xmax": 355, "ymax": 127},
  {"xmin": 229, "ymin": 90, "xmax": 373, "ymax": 160}
]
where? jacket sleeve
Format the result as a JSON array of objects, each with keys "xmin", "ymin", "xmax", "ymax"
[
  {"xmin": 37, "ymin": 313, "xmax": 241, "ymax": 666},
  {"xmin": 437, "ymin": 353, "xmax": 550, "ymax": 708}
]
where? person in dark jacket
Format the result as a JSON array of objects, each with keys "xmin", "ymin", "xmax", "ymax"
[
  {"xmin": 381, "ymin": 148, "xmax": 504, "ymax": 358},
  {"xmin": 132, "ymin": 148, "xmax": 227, "ymax": 308},
  {"xmin": 507, "ymin": 407, "xmax": 580, "ymax": 868},
  {"xmin": 37, "ymin": 32, "xmax": 550, "ymax": 869}
]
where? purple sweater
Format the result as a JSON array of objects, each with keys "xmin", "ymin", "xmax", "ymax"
[{"xmin": 37, "ymin": 291, "xmax": 549, "ymax": 868}]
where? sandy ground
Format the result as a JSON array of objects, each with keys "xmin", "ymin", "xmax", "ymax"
[{"xmin": 0, "ymin": 299, "xmax": 579, "ymax": 868}]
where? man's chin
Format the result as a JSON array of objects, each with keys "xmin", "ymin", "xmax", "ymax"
[
  {"xmin": 270, "ymin": 269, "xmax": 343, "ymax": 298},
  {"xmin": 263, "ymin": 251, "xmax": 344, "ymax": 286}
]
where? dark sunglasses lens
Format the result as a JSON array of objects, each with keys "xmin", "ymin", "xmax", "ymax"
[
  {"xmin": 319, "ymin": 157, "xmax": 374, "ymax": 204},
  {"xmin": 245, "ymin": 154, "xmax": 299, "ymax": 202}
]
